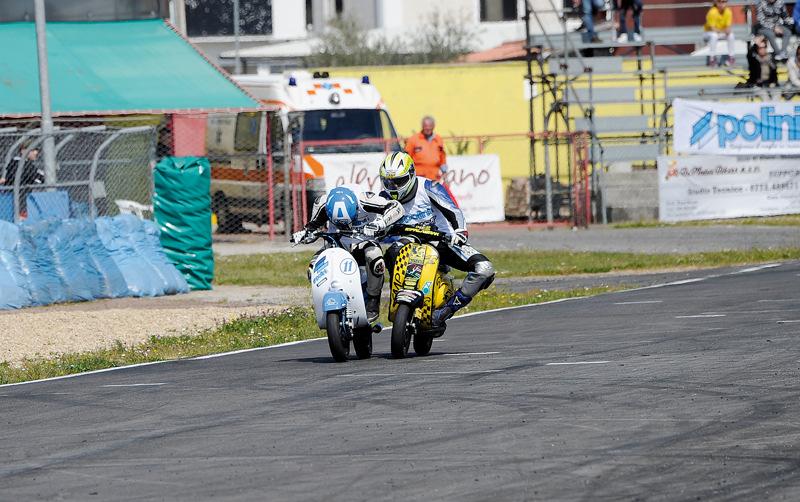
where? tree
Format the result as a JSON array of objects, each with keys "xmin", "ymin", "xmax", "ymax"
[{"xmin": 306, "ymin": 11, "xmax": 479, "ymax": 67}]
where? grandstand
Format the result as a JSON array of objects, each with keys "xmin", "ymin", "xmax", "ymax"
[{"xmin": 524, "ymin": 0, "xmax": 797, "ymax": 223}]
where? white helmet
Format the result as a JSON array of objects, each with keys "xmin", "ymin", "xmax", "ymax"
[{"xmin": 379, "ymin": 151, "xmax": 416, "ymax": 201}]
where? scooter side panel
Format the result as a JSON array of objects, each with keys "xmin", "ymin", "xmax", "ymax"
[{"xmin": 310, "ymin": 247, "xmax": 368, "ymax": 329}]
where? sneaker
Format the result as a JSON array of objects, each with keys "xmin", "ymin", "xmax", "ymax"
[
  {"xmin": 708, "ymin": 56, "xmax": 718, "ymax": 67},
  {"xmin": 590, "ymin": 34, "xmax": 601, "ymax": 43},
  {"xmin": 365, "ymin": 295, "xmax": 380, "ymax": 323},
  {"xmin": 617, "ymin": 33, "xmax": 628, "ymax": 43},
  {"xmin": 632, "ymin": 32, "xmax": 642, "ymax": 42},
  {"xmin": 724, "ymin": 56, "xmax": 735, "ymax": 67}
]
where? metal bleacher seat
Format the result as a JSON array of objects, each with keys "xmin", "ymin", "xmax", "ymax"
[
  {"xmin": 565, "ymin": 86, "xmax": 637, "ymax": 104},
  {"xmin": 593, "ymin": 143, "xmax": 660, "ymax": 163},
  {"xmin": 574, "ymin": 115, "xmax": 654, "ymax": 134}
]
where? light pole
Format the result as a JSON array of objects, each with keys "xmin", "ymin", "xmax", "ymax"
[
  {"xmin": 34, "ymin": 0, "xmax": 56, "ymax": 185},
  {"xmin": 233, "ymin": 0, "xmax": 242, "ymax": 74}
]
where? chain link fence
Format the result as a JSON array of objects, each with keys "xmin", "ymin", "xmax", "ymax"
[{"xmin": 0, "ymin": 120, "xmax": 156, "ymax": 223}]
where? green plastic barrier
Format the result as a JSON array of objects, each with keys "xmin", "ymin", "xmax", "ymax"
[{"xmin": 153, "ymin": 157, "xmax": 214, "ymax": 290}]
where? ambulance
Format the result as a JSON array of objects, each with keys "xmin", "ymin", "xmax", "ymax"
[{"xmin": 207, "ymin": 71, "xmax": 401, "ymax": 233}]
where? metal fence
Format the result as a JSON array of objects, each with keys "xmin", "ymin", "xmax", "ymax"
[{"xmin": 0, "ymin": 122, "xmax": 156, "ymax": 223}]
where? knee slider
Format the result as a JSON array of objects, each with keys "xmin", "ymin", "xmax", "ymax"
[
  {"xmin": 369, "ymin": 256, "xmax": 386, "ymax": 276},
  {"xmin": 473, "ymin": 259, "xmax": 496, "ymax": 290}
]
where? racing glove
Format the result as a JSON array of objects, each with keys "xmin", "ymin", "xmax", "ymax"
[
  {"xmin": 450, "ymin": 228, "xmax": 468, "ymax": 247},
  {"xmin": 291, "ymin": 228, "xmax": 317, "ymax": 245},
  {"xmin": 363, "ymin": 217, "xmax": 387, "ymax": 238}
]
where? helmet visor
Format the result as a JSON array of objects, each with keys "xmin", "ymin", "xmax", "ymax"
[{"xmin": 383, "ymin": 173, "xmax": 411, "ymax": 192}]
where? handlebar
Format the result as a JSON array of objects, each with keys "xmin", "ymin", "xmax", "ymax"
[{"xmin": 386, "ymin": 225, "xmax": 448, "ymax": 243}]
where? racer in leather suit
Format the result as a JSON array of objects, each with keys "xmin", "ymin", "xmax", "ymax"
[
  {"xmin": 378, "ymin": 152, "xmax": 495, "ymax": 327},
  {"xmin": 292, "ymin": 185, "xmax": 404, "ymax": 322}
]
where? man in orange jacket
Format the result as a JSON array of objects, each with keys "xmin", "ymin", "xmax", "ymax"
[{"xmin": 405, "ymin": 115, "xmax": 447, "ymax": 181}]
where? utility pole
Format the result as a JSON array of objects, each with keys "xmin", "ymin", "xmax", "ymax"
[
  {"xmin": 233, "ymin": 0, "xmax": 242, "ymax": 74},
  {"xmin": 34, "ymin": 0, "xmax": 56, "ymax": 185},
  {"xmin": 523, "ymin": 2, "xmax": 537, "ymax": 228}
]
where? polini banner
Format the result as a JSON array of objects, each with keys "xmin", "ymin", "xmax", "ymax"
[
  {"xmin": 673, "ymin": 98, "xmax": 800, "ymax": 155},
  {"xmin": 312, "ymin": 153, "xmax": 506, "ymax": 223},
  {"xmin": 658, "ymin": 155, "xmax": 800, "ymax": 221}
]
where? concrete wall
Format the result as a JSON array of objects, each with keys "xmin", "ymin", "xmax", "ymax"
[{"xmin": 598, "ymin": 169, "xmax": 659, "ymax": 222}]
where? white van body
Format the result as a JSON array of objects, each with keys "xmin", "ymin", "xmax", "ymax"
[{"xmin": 207, "ymin": 71, "xmax": 401, "ymax": 232}]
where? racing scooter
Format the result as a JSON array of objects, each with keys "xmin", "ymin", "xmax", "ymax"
[
  {"xmin": 301, "ymin": 231, "xmax": 380, "ymax": 362},
  {"xmin": 387, "ymin": 225, "xmax": 455, "ymax": 358}
]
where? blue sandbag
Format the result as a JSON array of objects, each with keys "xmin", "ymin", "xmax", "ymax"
[
  {"xmin": 0, "ymin": 221, "xmax": 31, "ymax": 309},
  {"xmin": 18, "ymin": 220, "xmax": 68, "ymax": 306},
  {"xmin": 47, "ymin": 220, "xmax": 106, "ymax": 301},
  {"xmin": 139, "ymin": 220, "xmax": 189, "ymax": 295},
  {"xmin": 95, "ymin": 216, "xmax": 164, "ymax": 297},
  {"xmin": 83, "ymin": 221, "xmax": 129, "ymax": 299}
]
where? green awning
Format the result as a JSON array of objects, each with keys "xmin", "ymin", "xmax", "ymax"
[{"xmin": 0, "ymin": 19, "xmax": 261, "ymax": 117}]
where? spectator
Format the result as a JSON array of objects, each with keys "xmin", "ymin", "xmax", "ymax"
[
  {"xmin": 794, "ymin": 0, "xmax": 800, "ymax": 35},
  {"xmin": 703, "ymin": 0, "xmax": 736, "ymax": 66},
  {"xmin": 405, "ymin": 116, "xmax": 447, "ymax": 181},
  {"xmin": 576, "ymin": 0, "xmax": 605, "ymax": 43},
  {"xmin": 1, "ymin": 145, "xmax": 43, "ymax": 187},
  {"xmin": 754, "ymin": 0, "xmax": 793, "ymax": 61},
  {"xmin": 1, "ymin": 144, "xmax": 44, "ymax": 216},
  {"xmin": 783, "ymin": 45, "xmax": 800, "ymax": 98},
  {"xmin": 740, "ymin": 36, "xmax": 778, "ymax": 98},
  {"xmin": 616, "ymin": 0, "xmax": 643, "ymax": 43}
]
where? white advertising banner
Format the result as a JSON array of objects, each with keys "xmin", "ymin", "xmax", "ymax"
[
  {"xmin": 673, "ymin": 98, "xmax": 800, "ymax": 155},
  {"xmin": 311, "ymin": 153, "xmax": 505, "ymax": 223},
  {"xmin": 658, "ymin": 155, "xmax": 800, "ymax": 222}
]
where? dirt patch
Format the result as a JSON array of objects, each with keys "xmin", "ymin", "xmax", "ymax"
[{"xmin": 0, "ymin": 286, "xmax": 309, "ymax": 364}]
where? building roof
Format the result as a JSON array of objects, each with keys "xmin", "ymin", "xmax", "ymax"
[
  {"xmin": 462, "ymin": 40, "xmax": 535, "ymax": 63},
  {"xmin": 0, "ymin": 19, "xmax": 262, "ymax": 117}
]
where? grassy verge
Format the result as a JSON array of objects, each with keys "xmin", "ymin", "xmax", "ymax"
[
  {"xmin": 613, "ymin": 214, "xmax": 800, "ymax": 228},
  {"xmin": 0, "ymin": 285, "xmax": 620, "ymax": 385},
  {"xmin": 215, "ymin": 248, "xmax": 800, "ymax": 287}
]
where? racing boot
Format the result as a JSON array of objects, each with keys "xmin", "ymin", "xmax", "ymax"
[
  {"xmin": 432, "ymin": 290, "xmax": 471, "ymax": 328},
  {"xmin": 365, "ymin": 295, "xmax": 381, "ymax": 323}
]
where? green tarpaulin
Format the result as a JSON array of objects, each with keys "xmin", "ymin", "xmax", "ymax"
[
  {"xmin": 153, "ymin": 156, "xmax": 213, "ymax": 291},
  {"xmin": 0, "ymin": 19, "xmax": 260, "ymax": 116}
]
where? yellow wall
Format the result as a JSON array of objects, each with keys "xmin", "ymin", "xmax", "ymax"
[
  {"xmin": 320, "ymin": 60, "xmax": 754, "ymax": 182},
  {"xmin": 320, "ymin": 62, "xmax": 534, "ymax": 179}
]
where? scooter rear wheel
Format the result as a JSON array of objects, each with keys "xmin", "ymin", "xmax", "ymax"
[
  {"xmin": 353, "ymin": 326, "xmax": 373, "ymax": 359},
  {"xmin": 391, "ymin": 305, "xmax": 413, "ymax": 359},
  {"xmin": 326, "ymin": 311, "xmax": 350, "ymax": 362},
  {"xmin": 414, "ymin": 332, "xmax": 433, "ymax": 356}
]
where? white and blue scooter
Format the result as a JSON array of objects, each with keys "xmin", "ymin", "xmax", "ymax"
[{"xmin": 306, "ymin": 231, "xmax": 380, "ymax": 362}]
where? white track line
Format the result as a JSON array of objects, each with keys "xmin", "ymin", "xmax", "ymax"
[
  {"xmin": 546, "ymin": 361, "xmax": 610, "ymax": 366},
  {"xmin": 0, "ymin": 262, "xmax": 787, "ymax": 389},
  {"xmin": 337, "ymin": 370, "xmax": 502, "ymax": 377},
  {"xmin": 676, "ymin": 314, "xmax": 726, "ymax": 318},
  {"xmin": 614, "ymin": 300, "xmax": 663, "ymax": 305},
  {"xmin": 101, "ymin": 383, "xmax": 166, "ymax": 388},
  {"xmin": 778, "ymin": 320, "xmax": 800, "ymax": 324},
  {"xmin": 734, "ymin": 263, "xmax": 781, "ymax": 274}
]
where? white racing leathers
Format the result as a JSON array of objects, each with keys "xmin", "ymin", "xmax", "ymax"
[
  {"xmin": 382, "ymin": 178, "xmax": 495, "ymax": 307},
  {"xmin": 306, "ymin": 186, "xmax": 404, "ymax": 300}
]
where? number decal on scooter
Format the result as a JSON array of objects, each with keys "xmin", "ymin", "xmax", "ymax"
[{"xmin": 339, "ymin": 258, "xmax": 357, "ymax": 275}]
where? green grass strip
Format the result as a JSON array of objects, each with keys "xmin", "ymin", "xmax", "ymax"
[
  {"xmin": 0, "ymin": 286, "xmax": 619, "ymax": 385},
  {"xmin": 215, "ymin": 248, "xmax": 800, "ymax": 287}
]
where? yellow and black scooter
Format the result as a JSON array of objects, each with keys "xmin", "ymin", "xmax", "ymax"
[{"xmin": 387, "ymin": 225, "xmax": 454, "ymax": 358}]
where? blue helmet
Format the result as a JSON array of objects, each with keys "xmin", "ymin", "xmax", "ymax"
[{"xmin": 325, "ymin": 186, "xmax": 359, "ymax": 228}]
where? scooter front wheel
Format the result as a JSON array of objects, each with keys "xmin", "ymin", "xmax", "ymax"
[
  {"xmin": 391, "ymin": 305, "xmax": 413, "ymax": 359},
  {"xmin": 326, "ymin": 311, "xmax": 350, "ymax": 362}
]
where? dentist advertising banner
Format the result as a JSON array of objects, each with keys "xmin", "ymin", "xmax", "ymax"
[
  {"xmin": 658, "ymin": 155, "xmax": 800, "ymax": 221},
  {"xmin": 311, "ymin": 153, "xmax": 505, "ymax": 223},
  {"xmin": 674, "ymin": 98, "xmax": 800, "ymax": 155}
]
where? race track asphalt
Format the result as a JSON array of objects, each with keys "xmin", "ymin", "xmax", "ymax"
[{"xmin": 1, "ymin": 262, "xmax": 800, "ymax": 501}]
